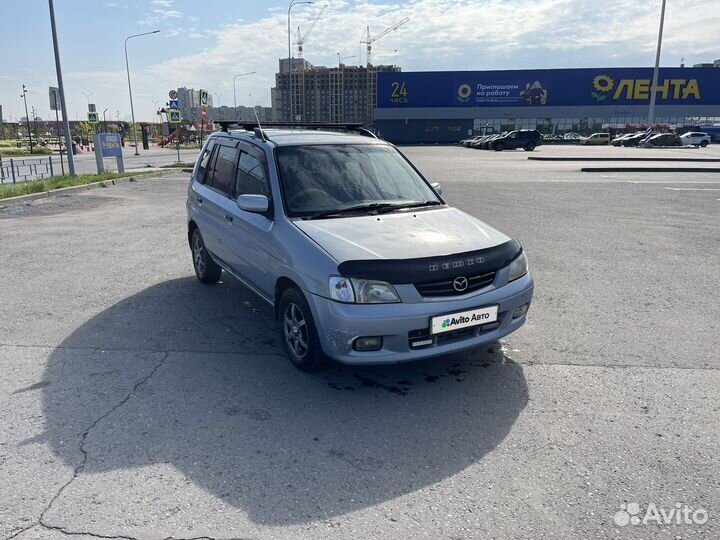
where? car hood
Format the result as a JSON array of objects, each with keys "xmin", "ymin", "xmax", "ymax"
[{"xmin": 293, "ymin": 207, "xmax": 511, "ymax": 263}]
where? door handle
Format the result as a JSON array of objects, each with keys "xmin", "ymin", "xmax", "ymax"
[
  {"xmin": 194, "ymin": 196, "xmax": 203, "ymax": 204},
  {"xmin": 224, "ymin": 214, "xmax": 233, "ymax": 223}
]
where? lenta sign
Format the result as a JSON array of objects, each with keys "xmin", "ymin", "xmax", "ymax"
[{"xmin": 377, "ymin": 67, "xmax": 720, "ymax": 108}]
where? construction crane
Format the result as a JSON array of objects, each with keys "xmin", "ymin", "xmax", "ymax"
[
  {"xmin": 363, "ymin": 17, "xmax": 409, "ymax": 67},
  {"xmin": 296, "ymin": 5, "xmax": 327, "ymax": 60}
]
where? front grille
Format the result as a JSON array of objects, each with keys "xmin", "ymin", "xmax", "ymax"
[{"xmin": 415, "ymin": 271, "xmax": 495, "ymax": 297}]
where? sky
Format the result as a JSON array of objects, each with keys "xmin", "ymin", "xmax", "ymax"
[{"xmin": 1, "ymin": 0, "xmax": 718, "ymax": 123}]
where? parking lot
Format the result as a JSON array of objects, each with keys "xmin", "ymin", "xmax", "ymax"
[{"xmin": 1, "ymin": 145, "xmax": 718, "ymax": 540}]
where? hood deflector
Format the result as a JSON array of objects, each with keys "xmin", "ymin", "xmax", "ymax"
[{"xmin": 337, "ymin": 239, "xmax": 522, "ymax": 284}]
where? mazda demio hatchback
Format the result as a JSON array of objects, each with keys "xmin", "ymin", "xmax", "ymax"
[{"xmin": 187, "ymin": 124, "xmax": 534, "ymax": 371}]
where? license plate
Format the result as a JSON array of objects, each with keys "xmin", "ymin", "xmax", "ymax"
[{"xmin": 431, "ymin": 305, "xmax": 498, "ymax": 335}]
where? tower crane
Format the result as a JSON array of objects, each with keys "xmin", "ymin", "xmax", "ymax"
[
  {"xmin": 363, "ymin": 17, "xmax": 409, "ymax": 67},
  {"xmin": 296, "ymin": 5, "xmax": 327, "ymax": 60}
]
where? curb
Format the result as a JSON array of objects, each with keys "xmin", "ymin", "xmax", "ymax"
[
  {"xmin": 0, "ymin": 169, "xmax": 181, "ymax": 208},
  {"xmin": 581, "ymin": 167, "xmax": 720, "ymax": 173},
  {"xmin": 529, "ymin": 157, "xmax": 720, "ymax": 162}
]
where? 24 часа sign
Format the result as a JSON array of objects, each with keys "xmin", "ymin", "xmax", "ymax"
[{"xmin": 377, "ymin": 67, "xmax": 720, "ymax": 108}]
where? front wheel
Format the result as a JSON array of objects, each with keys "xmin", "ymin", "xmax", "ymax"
[
  {"xmin": 700, "ymin": 140, "xmax": 708, "ymax": 148},
  {"xmin": 279, "ymin": 287, "xmax": 326, "ymax": 372},
  {"xmin": 524, "ymin": 142, "xmax": 536, "ymax": 151},
  {"xmin": 191, "ymin": 229, "xmax": 222, "ymax": 284},
  {"xmin": 493, "ymin": 142, "xmax": 504, "ymax": 151}
]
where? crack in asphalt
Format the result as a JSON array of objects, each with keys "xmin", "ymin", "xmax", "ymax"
[{"xmin": 5, "ymin": 353, "xmax": 172, "ymax": 540}]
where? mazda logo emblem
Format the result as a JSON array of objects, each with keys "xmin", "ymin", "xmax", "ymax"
[{"xmin": 452, "ymin": 276, "xmax": 468, "ymax": 292}]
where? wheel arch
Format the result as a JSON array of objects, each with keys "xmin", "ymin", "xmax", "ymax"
[
  {"xmin": 187, "ymin": 220, "xmax": 199, "ymax": 248},
  {"xmin": 274, "ymin": 276, "xmax": 301, "ymax": 319}
]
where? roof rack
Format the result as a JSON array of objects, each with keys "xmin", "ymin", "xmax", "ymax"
[{"xmin": 213, "ymin": 121, "xmax": 378, "ymax": 139}]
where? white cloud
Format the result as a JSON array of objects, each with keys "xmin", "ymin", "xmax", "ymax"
[{"xmin": 150, "ymin": 0, "xmax": 174, "ymax": 6}]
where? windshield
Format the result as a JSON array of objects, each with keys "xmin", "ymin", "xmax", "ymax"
[{"xmin": 275, "ymin": 144, "xmax": 441, "ymax": 217}]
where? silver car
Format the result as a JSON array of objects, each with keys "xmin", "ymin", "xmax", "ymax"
[{"xmin": 187, "ymin": 125, "xmax": 534, "ymax": 371}]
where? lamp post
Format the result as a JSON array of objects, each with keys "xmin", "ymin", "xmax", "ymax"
[
  {"xmin": 81, "ymin": 91, "xmax": 93, "ymax": 108},
  {"xmin": 102, "ymin": 107, "xmax": 109, "ymax": 132},
  {"xmin": 648, "ymin": 0, "xmax": 667, "ymax": 128},
  {"xmin": 20, "ymin": 84, "xmax": 33, "ymax": 153},
  {"xmin": 337, "ymin": 54, "xmax": 356, "ymax": 123},
  {"xmin": 287, "ymin": 0, "xmax": 312, "ymax": 123},
  {"xmin": 233, "ymin": 71, "xmax": 256, "ymax": 120},
  {"xmin": 214, "ymin": 92, "xmax": 222, "ymax": 121},
  {"xmin": 124, "ymin": 30, "xmax": 160, "ymax": 155}
]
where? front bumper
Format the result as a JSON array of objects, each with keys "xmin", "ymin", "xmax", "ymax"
[{"xmin": 306, "ymin": 273, "xmax": 534, "ymax": 365}]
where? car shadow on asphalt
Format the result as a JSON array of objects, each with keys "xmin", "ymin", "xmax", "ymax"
[{"xmin": 36, "ymin": 276, "xmax": 528, "ymax": 526}]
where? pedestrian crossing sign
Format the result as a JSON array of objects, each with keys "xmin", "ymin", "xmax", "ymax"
[
  {"xmin": 87, "ymin": 111, "xmax": 99, "ymax": 124},
  {"xmin": 169, "ymin": 109, "xmax": 182, "ymax": 123}
]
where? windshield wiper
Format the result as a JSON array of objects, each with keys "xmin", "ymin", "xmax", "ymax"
[
  {"xmin": 303, "ymin": 202, "xmax": 400, "ymax": 220},
  {"xmin": 375, "ymin": 200, "xmax": 443, "ymax": 213}
]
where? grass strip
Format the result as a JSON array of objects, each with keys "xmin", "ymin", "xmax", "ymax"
[{"xmin": 0, "ymin": 171, "xmax": 154, "ymax": 200}]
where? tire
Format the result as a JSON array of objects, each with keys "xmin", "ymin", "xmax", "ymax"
[
  {"xmin": 700, "ymin": 140, "xmax": 708, "ymax": 148},
  {"xmin": 524, "ymin": 142, "xmax": 536, "ymax": 151},
  {"xmin": 191, "ymin": 228, "xmax": 222, "ymax": 284},
  {"xmin": 493, "ymin": 142, "xmax": 504, "ymax": 151},
  {"xmin": 278, "ymin": 287, "xmax": 326, "ymax": 372}
]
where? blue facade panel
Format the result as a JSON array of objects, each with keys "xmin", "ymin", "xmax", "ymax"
[{"xmin": 377, "ymin": 68, "xmax": 720, "ymax": 109}]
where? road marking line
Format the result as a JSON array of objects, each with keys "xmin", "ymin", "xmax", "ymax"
[{"xmin": 664, "ymin": 187, "xmax": 720, "ymax": 191}]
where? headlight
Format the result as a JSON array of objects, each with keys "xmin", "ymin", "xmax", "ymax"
[
  {"xmin": 328, "ymin": 276, "xmax": 400, "ymax": 303},
  {"xmin": 507, "ymin": 252, "xmax": 528, "ymax": 282}
]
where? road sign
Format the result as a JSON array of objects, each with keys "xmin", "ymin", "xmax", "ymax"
[
  {"xmin": 169, "ymin": 89, "xmax": 178, "ymax": 100},
  {"xmin": 89, "ymin": 103, "xmax": 96, "ymax": 113},
  {"xmin": 201, "ymin": 108, "xmax": 208, "ymax": 120},
  {"xmin": 199, "ymin": 89, "xmax": 209, "ymax": 109},
  {"xmin": 168, "ymin": 110, "xmax": 182, "ymax": 123},
  {"xmin": 49, "ymin": 87, "xmax": 60, "ymax": 111},
  {"xmin": 87, "ymin": 111, "xmax": 99, "ymax": 124},
  {"xmin": 98, "ymin": 133, "xmax": 122, "ymax": 157},
  {"xmin": 169, "ymin": 99, "xmax": 179, "ymax": 109}
]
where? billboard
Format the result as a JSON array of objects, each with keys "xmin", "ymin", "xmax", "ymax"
[{"xmin": 377, "ymin": 68, "xmax": 720, "ymax": 108}]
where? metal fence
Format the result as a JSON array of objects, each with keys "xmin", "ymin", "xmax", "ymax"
[{"xmin": 0, "ymin": 156, "xmax": 62, "ymax": 184}]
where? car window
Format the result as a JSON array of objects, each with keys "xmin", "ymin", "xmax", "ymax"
[
  {"xmin": 197, "ymin": 141, "xmax": 216, "ymax": 184},
  {"xmin": 236, "ymin": 152, "xmax": 269, "ymax": 197},
  {"xmin": 276, "ymin": 144, "xmax": 440, "ymax": 216},
  {"xmin": 207, "ymin": 145, "xmax": 239, "ymax": 196}
]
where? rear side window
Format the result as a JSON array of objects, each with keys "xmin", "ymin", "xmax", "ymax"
[
  {"xmin": 236, "ymin": 152, "xmax": 269, "ymax": 196},
  {"xmin": 197, "ymin": 141, "xmax": 216, "ymax": 183},
  {"xmin": 207, "ymin": 145, "xmax": 239, "ymax": 196}
]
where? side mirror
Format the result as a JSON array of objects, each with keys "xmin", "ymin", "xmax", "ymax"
[
  {"xmin": 237, "ymin": 194, "xmax": 269, "ymax": 213},
  {"xmin": 430, "ymin": 182, "xmax": 443, "ymax": 196}
]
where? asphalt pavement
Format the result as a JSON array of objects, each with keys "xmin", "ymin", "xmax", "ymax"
[{"xmin": 1, "ymin": 145, "xmax": 718, "ymax": 540}]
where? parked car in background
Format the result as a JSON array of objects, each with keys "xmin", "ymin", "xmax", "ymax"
[
  {"xmin": 680, "ymin": 132, "xmax": 711, "ymax": 147},
  {"xmin": 611, "ymin": 133, "xmax": 633, "ymax": 147},
  {"xmin": 580, "ymin": 133, "xmax": 610, "ymax": 145},
  {"xmin": 563, "ymin": 132, "xmax": 581, "ymax": 140},
  {"xmin": 622, "ymin": 132, "xmax": 653, "ymax": 147},
  {"xmin": 489, "ymin": 130, "xmax": 542, "ymax": 151},
  {"xmin": 481, "ymin": 134, "xmax": 502, "ymax": 149},
  {"xmin": 643, "ymin": 133, "xmax": 682, "ymax": 147}
]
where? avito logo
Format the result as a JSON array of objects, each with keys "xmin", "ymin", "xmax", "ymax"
[{"xmin": 441, "ymin": 312, "xmax": 492, "ymax": 329}]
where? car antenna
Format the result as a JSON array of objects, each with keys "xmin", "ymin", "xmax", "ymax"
[{"xmin": 253, "ymin": 106, "xmax": 267, "ymax": 142}]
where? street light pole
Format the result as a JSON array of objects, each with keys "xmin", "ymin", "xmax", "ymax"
[
  {"xmin": 648, "ymin": 0, "xmax": 667, "ymax": 128},
  {"xmin": 233, "ymin": 71, "xmax": 256, "ymax": 120},
  {"xmin": 81, "ymin": 91, "xmax": 93, "ymax": 108},
  {"xmin": 20, "ymin": 84, "xmax": 33, "ymax": 153},
  {"xmin": 287, "ymin": 0, "xmax": 312, "ymax": 124},
  {"xmin": 48, "ymin": 0, "xmax": 75, "ymax": 175},
  {"xmin": 124, "ymin": 29, "xmax": 160, "ymax": 155}
]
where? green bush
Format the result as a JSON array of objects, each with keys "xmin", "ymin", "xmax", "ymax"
[{"xmin": 0, "ymin": 146, "xmax": 54, "ymax": 157}]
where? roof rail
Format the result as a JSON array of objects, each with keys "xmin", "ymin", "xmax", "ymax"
[{"xmin": 213, "ymin": 121, "xmax": 378, "ymax": 139}]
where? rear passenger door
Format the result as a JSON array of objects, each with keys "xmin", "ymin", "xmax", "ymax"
[
  {"xmin": 223, "ymin": 142, "xmax": 276, "ymax": 297},
  {"xmin": 194, "ymin": 141, "xmax": 241, "ymax": 266}
]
